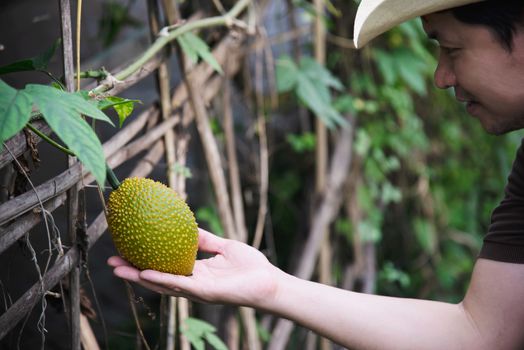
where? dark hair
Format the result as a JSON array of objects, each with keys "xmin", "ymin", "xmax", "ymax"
[{"xmin": 452, "ymin": 0, "xmax": 524, "ymax": 51}]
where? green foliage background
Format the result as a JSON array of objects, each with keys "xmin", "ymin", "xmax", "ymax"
[{"xmin": 266, "ymin": 4, "xmax": 524, "ymax": 308}]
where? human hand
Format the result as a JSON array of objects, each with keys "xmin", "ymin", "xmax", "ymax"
[{"xmin": 107, "ymin": 229, "xmax": 282, "ymax": 308}]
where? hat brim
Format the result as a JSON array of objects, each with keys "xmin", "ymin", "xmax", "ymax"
[{"xmin": 353, "ymin": 0, "xmax": 483, "ymax": 48}]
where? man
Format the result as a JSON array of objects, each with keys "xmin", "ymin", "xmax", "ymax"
[{"xmin": 109, "ymin": 0, "xmax": 524, "ymax": 348}]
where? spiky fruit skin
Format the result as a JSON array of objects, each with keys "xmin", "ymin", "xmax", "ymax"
[{"xmin": 107, "ymin": 177, "xmax": 198, "ymax": 275}]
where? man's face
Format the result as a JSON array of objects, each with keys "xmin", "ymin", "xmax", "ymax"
[{"xmin": 422, "ymin": 11, "xmax": 524, "ymax": 135}]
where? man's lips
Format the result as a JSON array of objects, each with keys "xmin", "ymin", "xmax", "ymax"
[
  {"xmin": 455, "ymin": 95, "xmax": 480, "ymax": 115},
  {"xmin": 456, "ymin": 97, "xmax": 479, "ymax": 108},
  {"xmin": 456, "ymin": 96, "xmax": 475, "ymax": 103}
]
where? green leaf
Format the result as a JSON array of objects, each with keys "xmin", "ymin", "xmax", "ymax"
[
  {"xmin": 395, "ymin": 49, "xmax": 428, "ymax": 95},
  {"xmin": 100, "ymin": 96, "xmax": 139, "ymax": 127},
  {"xmin": 380, "ymin": 181, "xmax": 402, "ymax": 204},
  {"xmin": 277, "ymin": 57, "xmax": 348, "ymax": 128},
  {"xmin": 0, "ymin": 60, "xmax": 36, "ymax": 75},
  {"xmin": 77, "ymin": 91, "xmax": 139, "ymax": 127},
  {"xmin": 25, "ymin": 84, "xmax": 107, "ymax": 186},
  {"xmin": 181, "ymin": 318, "xmax": 228, "ymax": 350},
  {"xmin": 414, "ymin": 218, "xmax": 437, "ymax": 254},
  {"xmin": 333, "ymin": 95, "xmax": 357, "ymax": 115},
  {"xmin": 373, "ymin": 49, "xmax": 397, "ymax": 85},
  {"xmin": 171, "ymin": 162, "xmax": 192, "ymax": 178},
  {"xmin": 187, "ymin": 337, "xmax": 205, "ymax": 350},
  {"xmin": 205, "ymin": 333, "xmax": 228, "ymax": 350},
  {"xmin": 0, "ymin": 39, "xmax": 61, "ymax": 75},
  {"xmin": 32, "ymin": 38, "xmax": 62, "ymax": 71},
  {"xmin": 177, "ymin": 32, "xmax": 223, "ymax": 74},
  {"xmin": 196, "ymin": 206, "xmax": 223, "ymax": 236},
  {"xmin": 0, "ymin": 80, "xmax": 33, "ymax": 146},
  {"xmin": 358, "ymin": 220, "xmax": 382, "ymax": 243},
  {"xmin": 177, "ymin": 34, "xmax": 200, "ymax": 65},
  {"xmin": 25, "ymin": 85, "xmax": 114, "ymax": 126},
  {"xmin": 256, "ymin": 322, "xmax": 271, "ymax": 343},
  {"xmin": 286, "ymin": 132, "xmax": 316, "ymax": 153},
  {"xmin": 299, "ymin": 57, "xmax": 344, "ymax": 90},
  {"xmin": 380, "ymin": 261, "xmax": 410, "ymax": 288},
  {"xmin": 275, "ymin": 56, "xmax": 299, "ymax": 92},
  {"xmin": 354, "ymin": 129, "xmax": 371, "ymax": 156},
  {"xmin": 185, "ymin": 317, "xmax": 217, "ymax": 335},
  {"xmin": 295, "ymin": 74, "xmax": 345, "ymax": 128}
]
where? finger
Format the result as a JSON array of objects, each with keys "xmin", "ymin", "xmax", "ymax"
[
  {"xmin": 197, "ymin": 228, "xmax": 227, "ymax": 254},
  {"xmin": 113, "ymin": 266, "xmax": 175, "ymax": 294},
  {"xmin": 107, "ymin": 256, "xmax": 132, "ymax": 267},
  {"xmin": 113, "ymin": 265, "xmax": 142, "ymax": 282},
  {"xmin": 139, "ymin": 269, "xmax": 196, "ymax": 293}
]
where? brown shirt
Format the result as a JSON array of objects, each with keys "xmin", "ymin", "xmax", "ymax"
[{"xmin": 479, "ymin": 138, "xmax": 524, "ymax": 263}]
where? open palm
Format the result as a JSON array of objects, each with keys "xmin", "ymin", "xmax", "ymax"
[{"xmin": 108, "ymin": 229, "xmax": 281, "ymax": 308}]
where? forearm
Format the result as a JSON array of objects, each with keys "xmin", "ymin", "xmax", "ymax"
[{"xmin": 257, "ymin": 271, "xmax": 483, "ymax": 350}]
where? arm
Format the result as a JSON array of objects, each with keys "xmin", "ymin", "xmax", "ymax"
[
  {"xmin": 108, "ymin": 229, "xmax": 524, "ymax": 350},
  {"xmin": 266, "ymin": 259, "xmax": 524, "ymax": 349}
]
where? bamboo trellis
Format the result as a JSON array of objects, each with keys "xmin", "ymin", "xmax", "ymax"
[{"xmin": 0, "ymin": 1, "xmax": 252, "ymax": 348}]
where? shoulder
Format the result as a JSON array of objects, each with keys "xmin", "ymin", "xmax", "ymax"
[{"xmin": 479, "ymin": 138, "xmax": 524, "ymax": 263}]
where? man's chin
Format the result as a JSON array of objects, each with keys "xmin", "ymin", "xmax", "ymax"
[{"xmin": 480, "ymin": 119, "xmax": 524, "ymax": 136}]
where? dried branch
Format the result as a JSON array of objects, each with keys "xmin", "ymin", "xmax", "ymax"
[
  {"xmin": 252, "ymin": 42, "xmax": 269, "ymax": 251},
  {"xmin": 222, "ymin": 77, "xmax": 248, "ymax": 245},
  {"xmin": 125, "ymin": 282, "xmax": 152, "ymax": 350},
  {"xmin": 0, "ymin": 122, "xmax": 50, "ymax": 170},
  {"xmin": 159, "ymin": 3, "xmax": 193, "ymax": 349},
  {"xmin": 176, "ymin": 15, "xmax": 263, "ymax": 350},
  {"xmin": 181, "ymin": 44, "xmax": 239, "ymax": 243},
  {"xmin": 0, "ymin": 162, "xmax": 83, "ymax": 226},
  {"xmin": 58, "ymin": 0, "xmax": 75, "ymax": 92},
  {"xmin": 313, "ymin": 2, "xmax": 332, "ymax": 349},
  {"xmin": 0, "ymin": 193, "xmax": 66, "ymax": 256}
]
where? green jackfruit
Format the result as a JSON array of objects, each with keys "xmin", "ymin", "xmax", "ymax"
[{"xmin": 107, "ymin": 177, "xmax": 198, "ymax": 275}]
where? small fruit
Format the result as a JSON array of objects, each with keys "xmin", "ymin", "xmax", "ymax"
[{"xmin": 107, "ymin": 177, "xmax": 198, "ymax": 275}]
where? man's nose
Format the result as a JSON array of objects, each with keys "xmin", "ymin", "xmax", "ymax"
[{"xmin": 434, "ymin": 57, "xmax": 456, "ymax": 89}]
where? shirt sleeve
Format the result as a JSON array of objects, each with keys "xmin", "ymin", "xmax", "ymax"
[{"xmin": 479, "ymin": 138, "xmax": 524, "ymax": 263}]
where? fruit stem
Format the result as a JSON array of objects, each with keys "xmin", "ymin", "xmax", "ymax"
[
  {"xmin": 26, "ymin": 122, "xmax": 122, "ymax": 191},
  {"xmin": 106, "ymin": 165, "xmax": 121, "ymax": 190}
]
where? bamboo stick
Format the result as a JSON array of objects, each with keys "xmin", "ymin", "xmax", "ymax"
[
  {"xmin": 0, "ymin": 193, "xmax": 67, "ymax": 255},
  {"xmin": 0, "ymin": 122, "xmax": 50, "ymax": 170},
  {"xmin": 251, "ymin": 34, "xmax": 269, "ymax": 251},
  {"xmin": 59, "ymin": 0, "xmax": 82, "ymax": 346},
  {"xmin": 313, "ymin": 1, "xmax": 332, "ymax": 349}
]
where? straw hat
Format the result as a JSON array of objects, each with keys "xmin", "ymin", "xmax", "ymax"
[{"xmin": 353, "ymin": 0, "xmax": 484, "ymax": 48}]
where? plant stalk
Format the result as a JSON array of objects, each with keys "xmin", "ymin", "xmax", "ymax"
[
  {"xmin": 27, "ymin": 123, "xmax": 76, "ymax": 156},
  {"xmin": 105, "ymin": 165, "xmax": 121, "ymax": 191},
  {"xmin": 26, "ymin": 123, "xmax": 121, "ymax": 190},
  {"xmin": 91, "ymin": 0, "xmax": 251, "ymax": 94}
]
